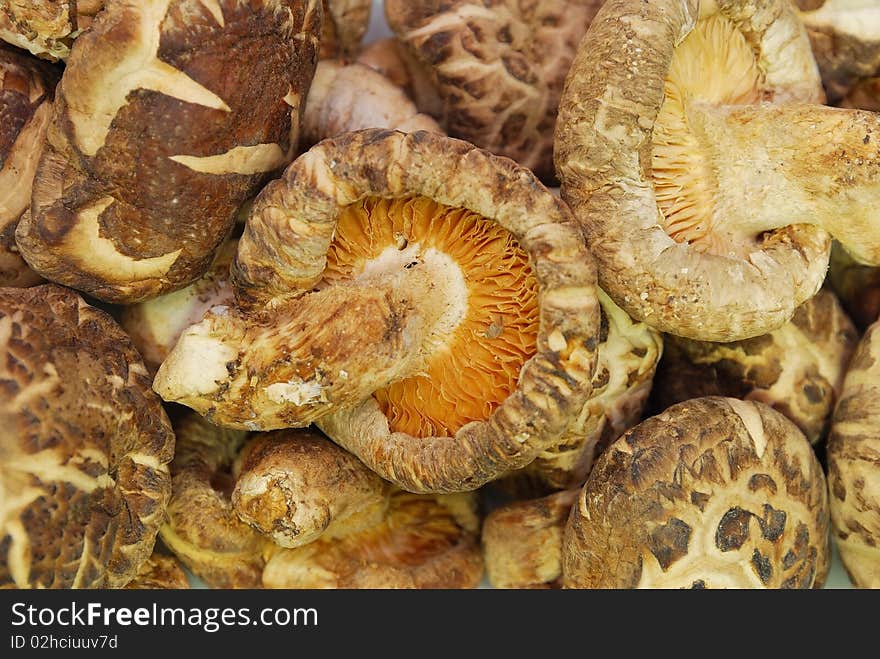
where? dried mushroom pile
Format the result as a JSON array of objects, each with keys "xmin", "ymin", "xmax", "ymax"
[{"xmin": 1, "ymin": 0, "xmax": 878, "ymax": 590}]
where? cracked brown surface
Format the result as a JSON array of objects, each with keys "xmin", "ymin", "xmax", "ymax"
[
  {"xmin": 16, "ymin": 0, "xmax": 321, "ymax": 303},
  {"xmin": 0, "ymin": 284, "xmax": 174, "ymax": 588},
  {"xmin": 386, "ymin": 0, "xmax": 604, "ymax": 182},
  {"xmin": 827, "ymin": 320, "xmax": 880, "ymax": 587},
  {"xmin": 563, "ymin": 397, "xmax": 830, "ymax": 588}
]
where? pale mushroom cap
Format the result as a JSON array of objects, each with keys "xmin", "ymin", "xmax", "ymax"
[
  {"xmin": 652, "ymin": 289, "xmax": 858, "ymax": 444},
  {"xmin": 0, "ymin": 0, "xmax": 82, "ymax": 61},
  {"xmin": 827, "ymin": 320, "xmax": 880, "ymax": 588},
  {"xmin": 319, "ymin": 0, "xmax": 371, "ymax": 59},
  {"xmin": 828, "ymin": 242, "xmax": 880, "ymax": 330},
  {"xmin": 15, "ymin": 0, "xmax": 322, "ymax": 303},
  {"xmin": 0, "ymin": 284, "xmax": 174, "ymax": 588},
  {"xmin": 555, "ymin": 0, "xmax": 832, "ymax": 342},
  {"xmin": 563, "ymin": 397, "xmax": 830, "ymax": 589},
  {"xmin": 386, "ymin": 0, "xmax": 605, "ymax": 181}
]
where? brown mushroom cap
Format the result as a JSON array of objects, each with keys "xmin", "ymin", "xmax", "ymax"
[
  {"xmin": 0, "ymin": 45, "xmax": 57, "ymax": 288},
  {"xmin": 795, "ymin": 0, "xmax": 880, "ymax": 105},
  {"xmin": 385, "ymin": 0, "xmax": 604, "ymax": 181},
  {"xmin": 121, "ymin": 239, "xmax": 237, "ymax": 373},
  {"xmin": 161, "ymin": 413, "xmax": 483, "ymax": 588},
  {"xmin": 563, "ymin": 397, "xmax": 830, "ymax": 588},
  {"xmin": 482, "ymin": 489, "xmax": 578, "ymax": 589},
  {"xmin": 155, "ymin": 128, "xmax": 600, "ymax": 493},
  {"xmin": 554, "ymin": 0, "xmax": 875, "ymax": 341},
  {"xmin": 828, "ymin": 242, "xmax": 880, "ymax": 331},
  {"xmin": 827, "ymin": 320, "xmax": 880, "ymax": 588},
  {"xmin": 15, "ymin": 0, "xmax": 321, "ymax": 303},
  {"xmin": 0, "ymin": 284, "xmax": 174, "ymax": 588},
  {"xmin": 319, "ymin": 0, "xmax": 371, "ymax": 59},
  {"xmin": 651, "ymin": 288, "xmax": 858, "ymax": 444},
  {"xmin": 125, "ymin": 553, "xmax": 190, "ymax": 589}
]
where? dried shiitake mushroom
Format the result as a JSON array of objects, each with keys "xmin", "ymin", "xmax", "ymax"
[
  {"xmin": 301, "ymin": 60, "xmax": 443, "ymax": 149},
  {"xmin": 0, "ymin": 284, "xmax": 174, "ymax": 588},
  {"xmin": 482, "ymin": 489, "xmax": 578, "ymax": 588},
  {"xmin": 556, "ymin": 0, "xmax": 880, "ymax": 342},
  {"xmin": 563, "ymin": 397, "xmax": 830, "ymax": 588},
  {"xmin": 155, "ymin": 128, "xmax": 600, "ymax": 494},
  {"xmin": 651, "ymin": 289, "xmax": 858, "ymax": 444},
  {"xmin": 828, "ymin": 242, "xmax": 880, "ymax": 331},
  {"xmin": 0, "ymin": 44, "xmax": 57, "ymax": 287},
  {"xmin": 161, "ymin": 414, "xmax": 483, "ymax": 588},
  {"xmin": 357, "ymin": 37, "xmax": 444, "ymax": 118},
  {"xmin": 319, "ymin": 0, "xmax": 370, "ymax": 59},
  {"xmin": 385, "ymin": 0, "xmax": 605, "ymax": 181},
  {"xmin": 0, "ymin": 1, "xmax": 103, "ymax": 61},
  {"xmin": 795, "ymin": 0, "xmax": 880, "ymax": 106},
  {"xmin": 121, "ymin": 240, "xmax": 237, "ymax": 373},
  {"xmin": 125, "ymin": 553, "xmax": 190, "ymax": 589},
  {"xmin": 826, "ymin": 321, "xmax": 880, "ymax": 588},
  {"xmin": 15, "ymin": 0, "xmax": 322, "ymax": 304}
]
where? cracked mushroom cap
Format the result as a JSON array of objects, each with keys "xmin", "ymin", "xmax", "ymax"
[
  {"xmin": 827, "ymin": 320, "xmax": 880, "ymax": 588},
  {"xmin": 563, "ymin": 397, "xmax": 830, "ymax": 589},
  {"xmin": 14, "ymin": 0, "xmax": 321, "ymax": 304},
  {"xmin": 0, "ymin": 45, "xmax": 57, "ymax": 288},
  {"xmin": 555, "ymin": 0, "xmax": 880, "ymax": 341},
  {"xmin": 0, "ymin": 284, "xmax": 174, "ymax": 588},
  {"xmin": 385, "ymin": 0, "xmax": 605, "ymax": 182},
  {"xmin": 795, "ymin": 0, "xmax": 880, "ymax": 106},
  {"xmin": 154, "ymin": 128, "xmax": 601, "ymax": 494},
  {"xmin": 161, "ymin": 413, "xmax": 483, "ymax": 588},
  {"xmin": 121, "ymin": 239, "xmax": 237, "ymax": 373},
  {"xmin": 651, "ymin": 288, "xmax": 858, "ymax": 445},
  {"xmin": 828, "ymin": 242, "xmax": 880, "ymax": 331},
  {"xmin": 319, "ymin": 0, "xmax": 370, "ymax": 59},
  {"xmin": 482, "ymin": 489, "xmax": 578, "ymax": 589},
  {"xmin": 0, "ymin": 1, "xmax": 103, "ymax": 61},
  {"xmin": 125, "ymin": 553, "xmax": 190, "ymax": 589}
]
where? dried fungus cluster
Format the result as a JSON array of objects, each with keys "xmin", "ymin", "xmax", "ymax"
[{"xmin": 1, "ymin": 0, "xmax": 878, "ymax": 590}]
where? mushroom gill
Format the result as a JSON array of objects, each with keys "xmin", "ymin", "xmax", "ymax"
[
  {"xmin": 322, "ymin": 196, "xmax": 539, "ymax": 438},
  {"xmin": 652, "ymin": 9, "xmax": 764, "ymax": 257}
]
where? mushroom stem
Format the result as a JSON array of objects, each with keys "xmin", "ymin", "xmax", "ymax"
[
  {"xmin": 691, "ymin": 102, "xmax": 880, "ymax": 264},
  {"xmin": 154, "ymin": 246, "xmax": 465, "ymax": 430}
]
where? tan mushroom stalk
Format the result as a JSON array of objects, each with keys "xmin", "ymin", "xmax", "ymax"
[
  {"xmin": 319, "ymin": 0, "xmax": 371, "ymax": 59},
  {"xmin": 385, "ymin": 0, "xmax": 605, "ymax": 181},
  {"xmin": 563, "ymin": 397, "xmax": 831, "ymax": 589},
  {"xmin": 0, "ymin": 1, "xmax": 103, "ymax": 61},
  {"xmin": 555, "ymin": 0, "xmax": 880, "ymax": 341},
  {"xmin": 827, "ymin": 320, "xmax": 880, "ymax": 587},
  {"xmin": 795, "ymin": 0, "xmax": 880, "ymax": 106},
  {"xmin": 15, "ymin": 0, "xmax": 322, "ymax": 303},
  {"xmin": 232, "ymin": 431, "xmax": 391, "ymax": 548},
  {"xmin": 155, "ymin": 129, "xmax": 601, "ymax": 494},
  {"xmin": 0, "ymin": 284, "xmax": 174, "ymax": 588},
  {"xmin": 161, "ymin": 413, "xmax": 483, "ymax": 588},
  {"xmin": 482, "ymin": 489, "xmax": 578, "ymax": 589},
  {"xmin": 828, "ymin": 242, "xmax": 880, "ymax": 330},
  {"xmin": 651, "ymin": 289, "xmax": 858, "ymax": 444},
  {"xmin": 0, "ymin": 45, "xmax": 57, "ymax": 287},
  {"xmin": 301, "ymin": 60, "xmax": 443, "ymax": 149}
]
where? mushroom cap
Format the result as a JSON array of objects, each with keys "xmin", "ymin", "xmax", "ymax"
[
  {"xmin": 121, "ymin": 239, "xmax": 237, "ymax": 373},
  {"xmin": 828, "ymin": 241, "xmax": 880, "ymax": 331},
  {"xmin": 0, "ymin": 1, "xmax": 79, "ymax": 61},
  {"xmin": 261, "ymin": 491, "xmax": 483, "ymax": 589},
  {"xmin": 563, "ymin": 397, "xmax": 830, "ymax": 588},
  {"xmin": 385, "ymin": 0, "xmax": 604, "ymax": 181},
  {"xmin": 482, "ymin": 489, "xmax": 577, "ymax": 589},
  {"xmin": 555, "ymin": 0, "xmax": 831, "ymax": 342},
  {"xmin": 15, "ymin": 0, "xmax": 322, "ymax": 303},
  {"xmin": 232, "ymin": 128, "xmax": 599, "ymax": 493},
  {"xmin": 0, "ymin": 45, "xmax": 57, "ymax": 288},
  {"xmin": 125, "ymin": 553, "xmax": 190, "ymax": 589},
  {"xmin": 827, "ymin": 320, "xmax": 880, "ymax": 588},
  {"xmin": 651, "ymin": 289, "xmax": 858, "ymax": 445},
  {"xmin": 319, "ymin": 0, "xmax": 371, "ymax": 59},
  {"xmin": 795, "ymin": 0, "xmax": 880, "ymax": 104},
  {"xmin": 0, "ymin": 284, "xmax": 174, "ymax": 588}
]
